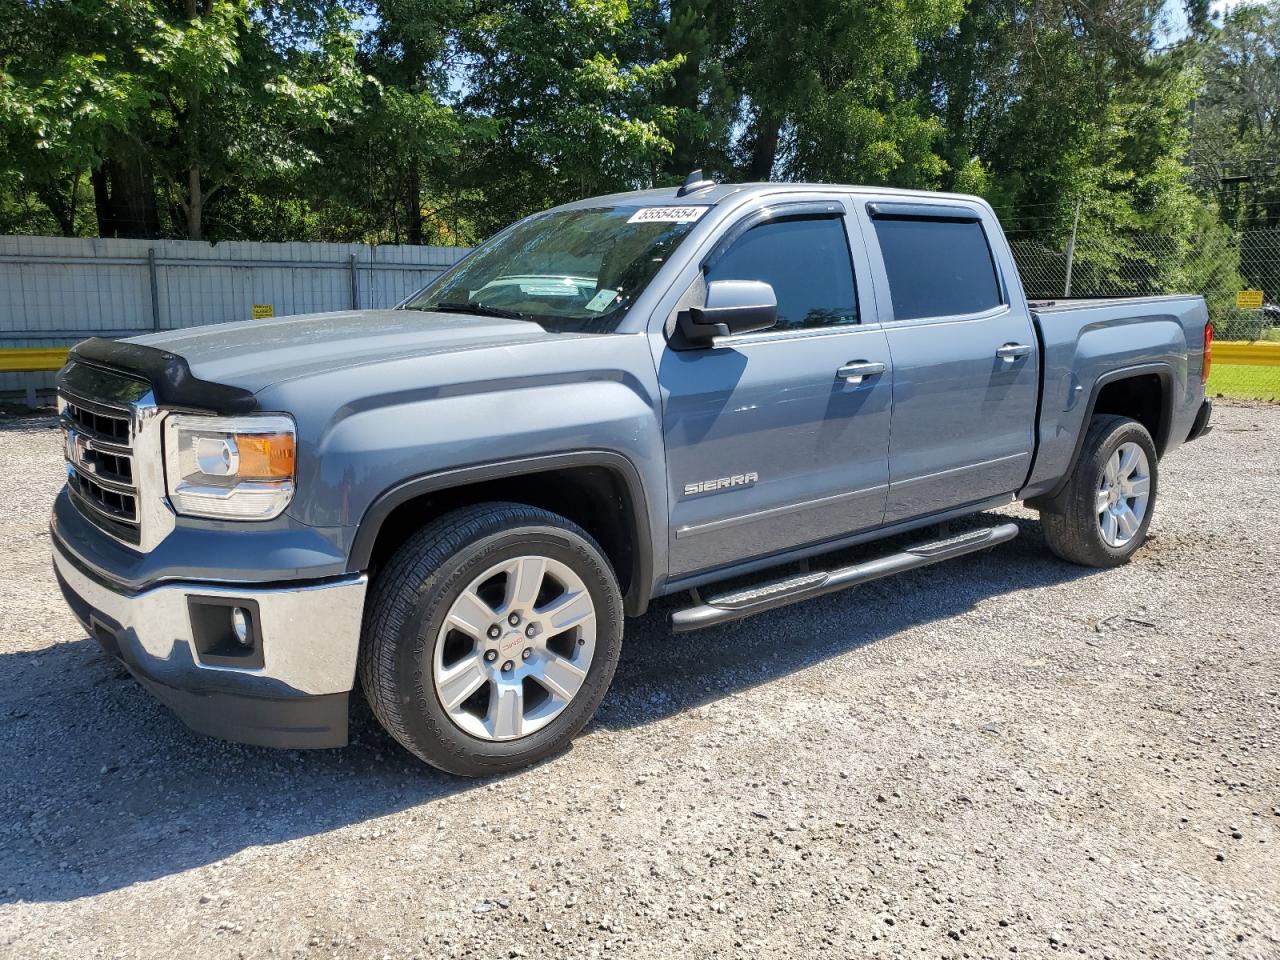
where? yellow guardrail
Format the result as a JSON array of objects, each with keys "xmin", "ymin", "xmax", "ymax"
[
  {"xmin": 1, "ymin": 340, "xmax": 1277, "ymax": 376},
  {"xmin": 0, "ymin": 347, "xmax": 70, "ymax": 373},
  {"xmin": 1215, "ymin": 341, "xmax": 1280, "ymax": 367}
]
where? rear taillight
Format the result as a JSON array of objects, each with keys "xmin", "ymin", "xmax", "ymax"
[{"xmin": 1202, "ymin": 321, "xmax": 1214, "ymax": 385}]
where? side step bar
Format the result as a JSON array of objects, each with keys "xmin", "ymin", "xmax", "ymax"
[{"xmin": 670, "ymin": 522, "xmax": 1019, "ymax": 633}]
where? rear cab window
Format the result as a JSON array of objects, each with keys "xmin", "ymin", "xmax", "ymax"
[{"xmin": 869, "ymin": 206, "xmax": 1002, "ymax": 321}]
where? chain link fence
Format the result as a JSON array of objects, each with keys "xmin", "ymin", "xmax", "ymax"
[{"xmin": 1008, "ymin": 226, "xmax": 1280, "ymax": 401}]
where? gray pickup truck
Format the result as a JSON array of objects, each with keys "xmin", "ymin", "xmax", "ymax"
[{"xmin": 51, "ymin": 175, "xmax": 1214, "ymax": 775}]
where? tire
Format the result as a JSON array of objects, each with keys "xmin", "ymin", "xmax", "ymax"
[
  {"xmin": 1039, "ymin": 414, "xmax": 1159, "ymax": 568},
  {"xmin": 358, "ymin": 502, "xmax": 623, "ymax": 776}
]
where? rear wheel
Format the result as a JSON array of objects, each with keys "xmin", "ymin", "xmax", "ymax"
[
  {"xmin": 1039, "ymin": 414, "xmax": 1158, "ymax": 568},
  {"xmin": 359, "ymin": 503, "xmax": 623, "ymax": 776}
]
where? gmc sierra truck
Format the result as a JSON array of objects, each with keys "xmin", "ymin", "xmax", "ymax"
[{"xmin": 51, "ymin": 175, "xmax": 1214, "ymax": 776}]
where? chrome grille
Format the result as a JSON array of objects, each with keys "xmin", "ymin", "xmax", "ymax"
[
  {"xmin": 57, "ymin": 361, "xmax": 173, "ymax": 550},
  {"xmin": 60, "ymin": 394, "xmax": 141, "ymax": 542},
  {"xmin": 63, "ymin": 401, "xmax": 131, "ymax": 444}
]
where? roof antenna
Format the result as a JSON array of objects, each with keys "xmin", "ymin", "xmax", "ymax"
[{"xmin": 676, "ymin": 168, "xmax": 716, "ymax": 197}]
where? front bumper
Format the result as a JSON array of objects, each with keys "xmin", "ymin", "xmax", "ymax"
[{"xmin": 53, "ymin": 538, "xmax": 367, "ymax": 749}]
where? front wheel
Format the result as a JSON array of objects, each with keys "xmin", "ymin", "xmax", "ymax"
[
  {"xmin": 359, "ymin": 503, "xmax": 623, "ymax": 776},
  {"xmin": 1039, "ymin": 414, "xmax": 1158, "ymax": 568}
]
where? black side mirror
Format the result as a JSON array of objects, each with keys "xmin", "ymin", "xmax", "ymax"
[{"xmin": 680, "ymin": 280, "xmax": 777, "ymax": 343}]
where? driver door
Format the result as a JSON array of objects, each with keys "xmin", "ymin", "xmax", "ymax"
[{"xmin": 656, "ymin": 202, "xmax": 893, "ymax": 579}]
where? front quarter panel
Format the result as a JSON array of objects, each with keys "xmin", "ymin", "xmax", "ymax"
[{"xmin": 255, "ymin": 332, "xmax": 669, "ymax": 588}]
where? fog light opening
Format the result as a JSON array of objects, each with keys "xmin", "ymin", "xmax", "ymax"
[{"xmin": 231, "ymin": 607, "xmax": 252, "ymax": 647}]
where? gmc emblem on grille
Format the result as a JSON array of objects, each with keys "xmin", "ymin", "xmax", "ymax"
[{"xmin": 64, "ymin": 429, "xmax": 95, "ymax": 474}]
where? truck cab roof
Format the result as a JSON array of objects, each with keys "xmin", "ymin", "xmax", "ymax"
[{"xmin": 552, "ymin": 181, "xmax": 993, "ymax": 213}]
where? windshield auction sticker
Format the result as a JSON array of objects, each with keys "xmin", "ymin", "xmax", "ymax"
[
  {"xmin": 585, "ymin": 289, "xmax": 620, "ymax": 313},
  {"xmin": 627, "ymin": 206, "xmax": 709, "ymax": 224}
]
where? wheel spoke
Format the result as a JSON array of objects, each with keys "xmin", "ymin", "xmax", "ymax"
[
  {"xmin": 437, "ymin": 655, "xmax": 488, "ymax": 710},
  {"xmin": 536, "ymin": 652, "xmax": 587, "ymax": 702},
  {"xmin": 1101, "ymin": 510, "xmax": 1119, "ymax": 544},
  {"xmin": 488, "ymin": 682, "xmax": 524, "ymax": 739},
  {"xmin": 1104, "ymin": 451, "xmax": 1121, "ymax": 485},
  {"xmin": 1118, "ymin": 445, "xmax": 1141, "ymax": 479},
  {"xmin": 448, "ymin": 588, "xmax": 496, "ymax": 638},
  {"xmin": 1116, "ymin": 505, "xmax": 1140, "ymax": 538},
  {"xmin": 1096, "ymin": 488, "xmax": 1111, "ymax": 514},
  {"xmin": 1124, "ymin": 476, "xmax": 1150, "ymax": 498},
  {"xmin": 506, "ymin": 556, "xmax": 547, "ymax": 611},
  {"xmin": 541, "ymin": 589, "xmax": 595, "ymax": 632}
]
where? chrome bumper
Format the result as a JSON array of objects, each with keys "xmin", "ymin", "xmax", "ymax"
[{"xmin": 53, "ymin": 539, "xmax": 368, "ymax": 748}]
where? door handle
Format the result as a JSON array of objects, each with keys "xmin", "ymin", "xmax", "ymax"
[
  {"xmin": 996, "ymin": 343, "xmax": 1033, "ymax": 362},
  {"xmin": 836, "ymin": 360, "xmax": 886, "ymax": 385}
]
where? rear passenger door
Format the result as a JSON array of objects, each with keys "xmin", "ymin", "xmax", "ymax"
[{"xmin": 859, "ymin": 201, "xmax": 1039, "ymax": 523}]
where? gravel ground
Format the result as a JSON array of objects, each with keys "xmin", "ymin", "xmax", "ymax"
[{"xmin": 0, "ymin": 403, "xmax": 1277, "ymax": 960}]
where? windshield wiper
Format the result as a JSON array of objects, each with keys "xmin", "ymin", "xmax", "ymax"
[{"xmin": 426, "ymin": 301, "xmax": 533, "ymax": 322}]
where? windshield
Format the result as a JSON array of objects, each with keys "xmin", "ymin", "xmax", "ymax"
[{"xmin": 401, "ymin": 205, "xmax": 706, "ymax": 332}]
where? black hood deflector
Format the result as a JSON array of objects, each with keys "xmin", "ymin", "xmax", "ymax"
[{"xmin": 63, "ymin": 338, "xmax": 258, "ymax": 414}]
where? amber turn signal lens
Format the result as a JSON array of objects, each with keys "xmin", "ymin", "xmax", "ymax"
[{"xmin": 234, "ymin": 433, "xmax": 296, "ymax": 479}]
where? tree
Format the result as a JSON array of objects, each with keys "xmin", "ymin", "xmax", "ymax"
[
  {"xmin": 0, "ymin": 0, "xmax": 364, "ymax": 239},
  {"xmin": 661, "ymin": 0, "xmax": 735, "ymax": 178},
  {"xmin": 0, "ymin": 0, "xmax": 154, "ymax": 235},
  {"xmin": 730, "ymin": 0, "xmax": 961, "ymax": 185},
  {"xmin": 1190, "ymin": 1, "xmax": 1280, "ymax": 228},
  {"xmin": 455, "ymin": 0, "xmax": 683, "ymax": 234}
]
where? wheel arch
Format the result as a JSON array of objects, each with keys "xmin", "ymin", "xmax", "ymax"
[
  {"xmin": 1033, "ymin": 362, "xmax": 1173, "ymax": 506},
  {"xmin": 348, "ymin": 451, "xmax": 654, "ymax": 617}
]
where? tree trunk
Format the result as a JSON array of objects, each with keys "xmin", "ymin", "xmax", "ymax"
[
  {"xmin": 406, "ymin": 165, "xmax": 423, "ymax": 245},
  {"xmin": 664, "ymin": 0, "xmax": 704, "ymax": 175},
  {"xmin": 92, "ymin": 155, "xmax": 161, "ymax": 238},
  {"xmin": 35, "ymin": 176, "xmax": 77, "ymax": 237},
  {"xmin": 187, "ymin": 165, "xmax": 203, "ymax": 241},
  {"xmin": 746, "ymin": 111, "xmax": 782, "ymax": 181},
  {"xmin": 183, "ymin": 0, "xmax": 204, "ymax": 241}
]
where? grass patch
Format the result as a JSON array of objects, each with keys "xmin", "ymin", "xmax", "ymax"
[{"xmin": 1207, "ymin": 364, "xmax": 1280, "ymax": 402}]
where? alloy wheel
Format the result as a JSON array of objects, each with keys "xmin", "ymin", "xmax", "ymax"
[
  {"xmin": 432, "ymin": 555, "xmax": 597, "ymax": 741},
  {"xmin": 1096, "ymin": 441, "xmax": 1151, "ymax": 548}
]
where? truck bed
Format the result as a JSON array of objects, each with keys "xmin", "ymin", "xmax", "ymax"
[
  {"xmin": 1021, "ymin": 292, "xmax": 1209, "ymax": 499},
  {"xmin": 1028, "ymin": 294, "xmax": 1202, "ymax": 312}
]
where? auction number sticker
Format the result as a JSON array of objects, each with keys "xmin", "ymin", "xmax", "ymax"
[
  {"xmin": 585, "ymin": 289, "xmax": 620, "ymax": 313},
  {"xmin": 627, "ymin": 206, "xmax": 709, "ymax": 224}
]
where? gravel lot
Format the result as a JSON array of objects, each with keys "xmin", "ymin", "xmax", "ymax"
[{"xmin": 1, "ymin": 403, "xmax": 1277, "ymax": 959}]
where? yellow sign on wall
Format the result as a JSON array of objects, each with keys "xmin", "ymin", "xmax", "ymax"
[
  {"xmin": 252, "ymin": 304, "xmax": 275, "ymax": 319},
  {"xmin": 1236, "ymin": 289, "xmax": 1264, "ymax": 309}
]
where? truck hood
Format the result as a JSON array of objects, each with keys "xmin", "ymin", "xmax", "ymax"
[{"xmin": 126, "ymin": 309, "xmax": 578, "ymax": 394}]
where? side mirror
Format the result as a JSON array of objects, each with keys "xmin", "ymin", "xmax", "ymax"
[{"xmin": 680, "ymin": 280, "xmax": 777, "ymax": 343}]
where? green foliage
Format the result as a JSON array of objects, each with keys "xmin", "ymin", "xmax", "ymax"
[
  {"xmin": 1, "ymin": 0, "xmax": 365, "ymax": 238},
  {"xmin": 734, "ymin": 0, "xmax": 961, "ymax": 184},
  {"xmin": 455, "ymin": 0, "xmax": 682, "ymax": 234},
  {"xmin": 0, "ymin": 0, "xmax": 1272, "ymax": 288}
]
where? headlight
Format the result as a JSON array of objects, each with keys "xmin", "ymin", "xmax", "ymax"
[{"xmin": 163, "ymin": 414, "xmax": 296, "ymax": 520}]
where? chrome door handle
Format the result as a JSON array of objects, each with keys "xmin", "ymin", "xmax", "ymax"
[
  {"xmin": 996, "ymin": 343, "xmax": 1033, "ymax": 362},
  {"xmin": 836, "ymin": 360, "xmax": 886, "ymax": 384}
]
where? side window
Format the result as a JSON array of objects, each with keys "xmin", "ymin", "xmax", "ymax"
[
  {"xmin": 706, "ymin": 216, "xmax": 858, "ymax": 330},
  {"xmin": 871, "ymin": 217, "xmax": 1002, "ymax": 321}
]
